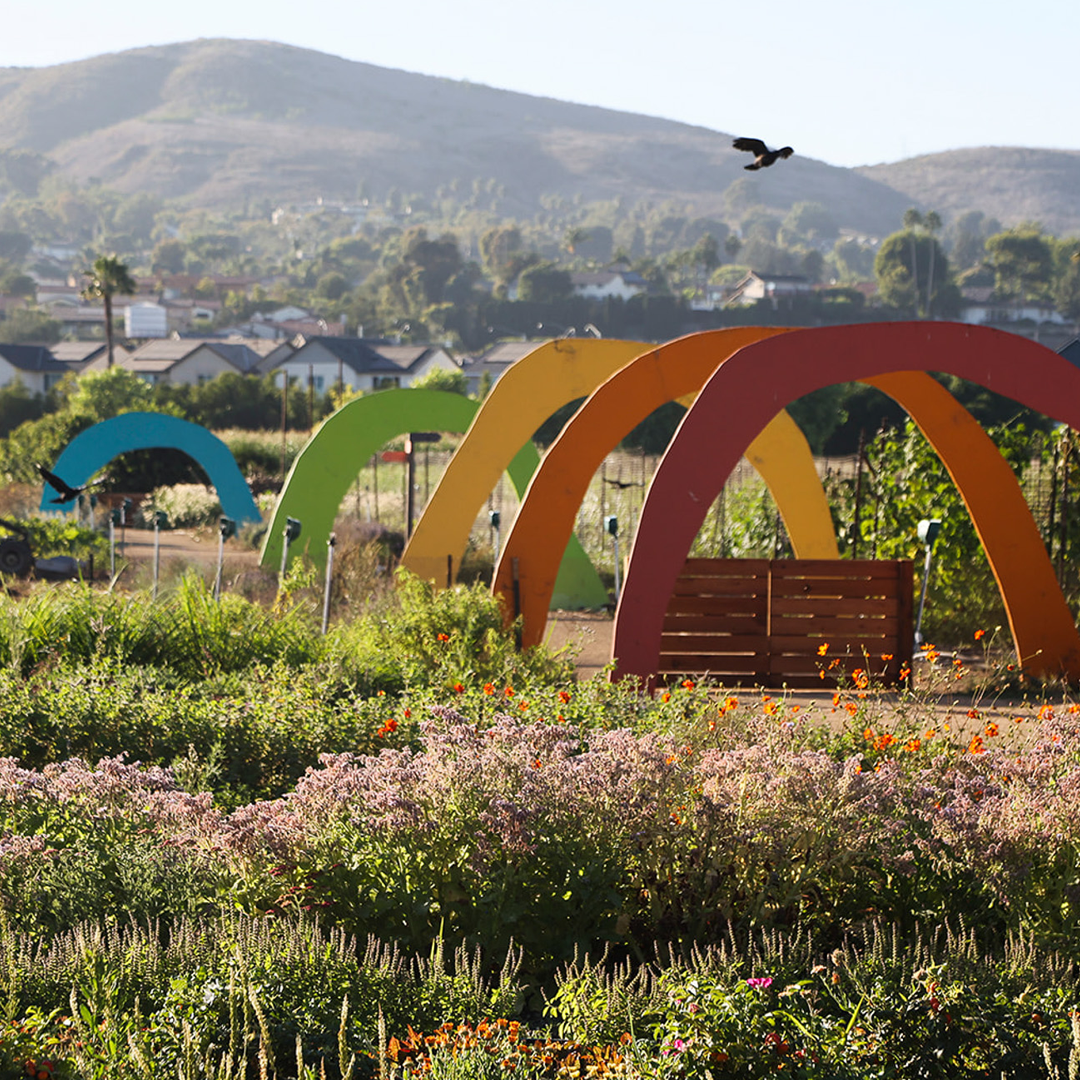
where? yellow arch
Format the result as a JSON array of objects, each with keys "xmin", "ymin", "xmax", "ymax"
[
  {"xmin": 492, "ymin": 327, "xmax": 840, "ymax": 648},
  {"xmin": 402, "ymin": 339, "xmax": 648, "ymax": 589},
  {"xmin": 866, "ymin": 371, "xmax": 1080, "ymax": 675}
]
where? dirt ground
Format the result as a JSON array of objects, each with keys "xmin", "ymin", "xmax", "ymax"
[{"xmin": 117, "ymin": 527, "xmax": 260, "ymax": 568}]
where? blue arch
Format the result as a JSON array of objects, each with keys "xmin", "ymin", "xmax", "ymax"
[{"xmin": 39, "ymin": 412, "xmax": 260, "ymax": 525}]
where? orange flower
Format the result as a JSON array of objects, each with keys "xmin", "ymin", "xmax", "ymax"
[
  {"xmin": 817, "ymin": 642, "xmax": 829, "ymax": 656},
  {"xmin": 682, "ymin": 679, "xmax": 695, "ymax": 690},
  {"xmin": 984, "ymin": 722, "xmax": 999, "ymax": 737},
  {"xmin": 905, "ymin": 738, "xmax": 921, "ymax": 753},
  {"xmin": 968, "ymin": 735, "xmax": 985, "ymax": 754},
  {"xmin": 974, "ymin": 629, "xmax": 986, "ymax": 640},
  {"xmin": 1039, "ymin": 704, "xmax": 1054, "ymax": 721},
  {"xmin": 726, "ymin": 696, "xmax": 739, "ymax": 710},
  {"xmin": 558, "ymin": 690, "xmax": 571, "ymax": 704},
  {"xmin": 881, "ymin": 653, "xmax": 894, "ymax": 661},
  {"xmin": 453, "ymin": 682, "xmax": 465, "ymax": 694},
  {"xmin": 504, "ymin": 686, "xmax": 515, "ymax": 698},
  {"xmin": 437, "ymin": 632, "xmax": 450, "ymax": 642},
  {"xmin": 967, "ymin": 708, "xmax": 980, "ymax": 719},
  {"xmin": 660, "ymin": 692, "xmax": 671, "ymax": 702},
  {"xmin": 483, "ymin": 683, "xmax": 496, "ymax": 696}
]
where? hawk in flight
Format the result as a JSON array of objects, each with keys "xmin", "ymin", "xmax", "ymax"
[{"xmin": 733, "ymin": 137, "xmax": 794, "ymax": 170}]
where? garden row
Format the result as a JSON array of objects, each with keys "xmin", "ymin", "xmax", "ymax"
[{"xmin": 3, "ymin": 573, "xmax": 1080, "ymax": 1076}]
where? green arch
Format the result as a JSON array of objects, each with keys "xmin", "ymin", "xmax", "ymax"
[{"xmin": 261, "ymin": 389, "xmax": 605, "ymax": 606}]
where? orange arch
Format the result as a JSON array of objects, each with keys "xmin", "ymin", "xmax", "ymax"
[
  {"xmin": 612, "ymin": 323, "xmax": 1080, "ymax": 683},
  {"xmin": 493, "ymin": 327, "xmax": 841, "ymax": 648}
]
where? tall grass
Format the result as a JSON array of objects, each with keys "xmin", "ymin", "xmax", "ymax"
[{"xmin": 0, "ymin": 575, "xmax": 321, "ymax": 677}]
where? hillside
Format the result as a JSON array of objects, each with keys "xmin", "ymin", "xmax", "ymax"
[
  {"xmin": 859, "ymin": 147, "xmax": 1080, "ymax": 236},
  {"xmin": 0, "ymin": 40, "xmax": 912, "ymax": 233}
]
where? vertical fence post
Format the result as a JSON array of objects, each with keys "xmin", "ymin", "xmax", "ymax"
[{"xmin": 322, "ymin": 532, "xmax": 336, "ymax": 635}]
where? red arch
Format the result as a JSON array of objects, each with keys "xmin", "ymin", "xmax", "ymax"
[{"xmin": 612, "ymin": 323, "xmax": 1080, "ymax": 683}]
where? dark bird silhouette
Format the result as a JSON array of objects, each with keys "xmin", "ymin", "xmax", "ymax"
[
  {"xmin": 36, "ymin": 464, "xmax": 88, "ymax": 504},
  {"xmin": 733, "ymin": 137, "xmax": 794, "ymax": 170},
  {"xmin": 604, "ymin": 478, "xmax": 642, "ymax": 490}
]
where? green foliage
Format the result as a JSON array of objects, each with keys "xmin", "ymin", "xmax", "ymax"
[
  {"xmin": 64, "ymin": 367, "xmax": 155, "ymax": 420},
  {"xmin": 411, "ymin": 368, "xmax": 469, "ymax": 396},
  {"xmin": 516, "ymin": 262, "xmax": 572, "ymax": 304},
  {"xmin": 0, "ymin": 307, "xmax": 62, "ymax": 344},
  {"xmin": 874, "ymin": 228, "xmax": 960, "ymax": 317},
  {"xmin": 985, "ymin": 224, "xmax": 1055, "ymax": 301},
  {"xmin": 0, "ymin": 378, "xmax": 47, "ymax": 437}
]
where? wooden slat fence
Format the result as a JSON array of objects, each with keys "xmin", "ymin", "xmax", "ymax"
[{"xmin": 660, "ymin": 558, "xmax": 914, "ymax": 688}]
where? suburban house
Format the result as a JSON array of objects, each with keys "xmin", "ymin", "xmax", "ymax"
[
  {"xmin": 266, "ymin": 337, "xmax": 460, "ymax": 393},
  {"xmin": 0, "ymin": 343, "xmax": 72, "ymax": 394},
  {"xmin": 458, "ymin": 340, "xmax": 538, "ymax": 396},
  {"xmin": 50, "ymin": 341, "xmax": 129, "ymax": 372},
  {"xmin": 247, "ymin": 308, "xmax": 348, "ymax": 340},
  {"xmin": 88, "ymin": 339, "xmax": 262, "ymax": 385},
  {"xmin": 724, "ymin": 272, "xmax": 814, "ymax": 307},
  {"xmin": 569, "ymin": 270, "xmax": 648, "ymax": 301},
  {"xmin": 958, "ymin": 286, "xmax": 1068, "ymax": 327}
]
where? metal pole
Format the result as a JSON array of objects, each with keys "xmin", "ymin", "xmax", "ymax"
[
  {"xmin": 322, "ymin": 533, "xmax": 336, "ymax": 634},
  {"xmin": 109, "ymin": 517, "xmax": 116, "ymax": 578},
  {"xmin": 405, "ymin": 436, "xmax": 416, "ymax": 539},
  {"xmin": 914, "ymin": 544, "xmax": 934, "ymax": 646},
  {"xmin": 612, "ymin": 533, "xmax": 622, "ymax": 603},
  {"xmin": 153, "ymin": 516, "xmax": 161, "ymax": 600},
  {"xmin": 214, "ymin": 526, "xmax": 225, "ymax": 600},
  {"xmin": 280, "ymin": 528, "xmax": 290, "ymax": 581},
  {"xmin": 280, "ymin": 372, "xmax": 288, "ymax": 481}
]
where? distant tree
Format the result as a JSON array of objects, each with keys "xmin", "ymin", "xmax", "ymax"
[
  {"xmin": 81, "ymin": 254, "xmax": 136, "ymax": 367},
  {"xmin": 479, "ymin": 225, "xmax": 522, "ymax": 277},
  {"xmin": 411, "ymin": 367, "xmax": 468, "ymax": 395},
  {"xmin": 691, "ymin": 234, "xmax": 721, "ymax": 275},
  {"xmin": 0, "ymin": 378, "xmax": 46, "ymax": 437},
  {"xmin": 874, "ymin": 229, "xmax": 959, "ymax": 317},
  {"xmin": 1054, "ymin": 242, "xmax": 1080, "ymax": 322},
  {"xmin": 315, "ymin": 271, "xmax": 349, "ymax": 301},
  {"xmin": 0, "ymin": 230, "xmax": 31, "ymax": 262},
  {"xmin": 723, "ymin": 235, "xmax": 742, "ymax": 263},
  {"xmin": 66, "ymin": 367, "xmax": 154, "ymax": 421},
  {"xmin": 151, "ymin": 238, "xmax": 186, "ymax": 275},
  {"xmin": 0, "ymin": 308, "xmax": 62, "ymax": 344},
  {"xmin": 517, "ymin": 262, "xmax": 572, "ymax": 304},
  {"xmin": 0, "ymin": 271, "xmax": 36, "ymax": 298},
  {"xmin": 564, "ymin": 227, "xmax": 590, "ymax": 255},
  {"xmin": 830, "ymin": 238, "xmax": 876, "ymax": 282},
  {"xmin": 573, "ymin": 225, "xmax": 614, "ymax": 262},
  {"xmin": 950, "ymin": 211, "xmax": 992, "ymax": 270},
  {"xmin": 780, "ymin": 201, "xmax": 838, "ymax": 243},
  {"xmin": 985, "ymin": 225, "xmax": 1055, "ymax": 302}
]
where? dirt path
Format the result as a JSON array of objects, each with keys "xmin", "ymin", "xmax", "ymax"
[{"xmin": 116, "ymin": 527, "xmax": 260, "ymax": 568}]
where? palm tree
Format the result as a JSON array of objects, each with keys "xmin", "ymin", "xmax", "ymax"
[{"xmin": 81, "ymin": 255, "xmax": 136, "ymax": 368}]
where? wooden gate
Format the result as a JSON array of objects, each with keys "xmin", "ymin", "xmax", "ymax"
[{"xmin": 659, "ymin": 558, "xmax": 914, "ymax": 688}]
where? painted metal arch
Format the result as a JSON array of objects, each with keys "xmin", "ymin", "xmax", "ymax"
[
  {"xmin": 401, "ymin": 338, "xmax": 652, "ymax": 608},
  {"xmin": 40, "ymin": 412, "xmax": 261, "ymax": 525},
  {"xmin": 260, "ymin": 389, "xmax": 602, "ymax": 604},
  {"xmin": 612, "ymin": 322, "xmax": 1080, "ymax": 683},
  {"xmin": 492, "ymin": 327, "xmax": 840, "ymax": 648}
]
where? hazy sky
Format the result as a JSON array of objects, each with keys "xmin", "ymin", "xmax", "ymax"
[{"xmin": 1, "ymin": 0, "xmax": 1075, "ymax": 169}]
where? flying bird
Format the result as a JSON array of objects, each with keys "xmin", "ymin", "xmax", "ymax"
[
  {"xmin": 733, "ymin": 137, "xmax": 794, "ymax": 170},
  {"xmin": 36, "ymin": 464, "xmax": 88, "ymax": 504},
  {"xmin": 604, "ymin": 478, "xmax": 642, "ymax": 490}
]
